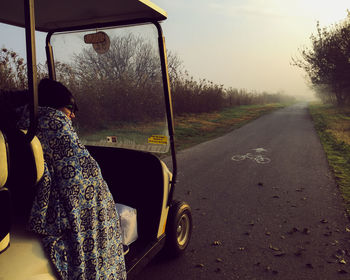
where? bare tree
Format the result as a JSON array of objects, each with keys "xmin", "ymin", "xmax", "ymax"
[
  {"xmin": 293, "ymin": 13, "xmax": 350, "ymax": 105},
  {"xmin": 0, "ymin": 48, "xmax": 26, "ymax": 90}
]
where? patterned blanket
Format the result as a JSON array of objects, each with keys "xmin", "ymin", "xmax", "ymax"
[{"xmin": 18, "ymin": 106, "xmax": 126, "ymax": 280}]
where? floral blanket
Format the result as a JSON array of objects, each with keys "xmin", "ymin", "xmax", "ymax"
[{"xmin": 18, "ymin": 106, "xmax": 126, "ymax": 280}]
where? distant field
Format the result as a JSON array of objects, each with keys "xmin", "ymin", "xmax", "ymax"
[
  {"xmin": 309, "ymin": 103, "xmax": 350, "ymax": 213},
  {"xmin": 174, "ymin": 103, "xmax": 285, "ymax": 151},
  {"xmin": 80, "ymin": 104, "xmax": 286, "ymax": 153}
]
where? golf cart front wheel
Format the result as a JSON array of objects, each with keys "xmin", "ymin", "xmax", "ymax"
[{"xmin": 165, "ymin": 200, "xmax": 192, "ymax": 257}]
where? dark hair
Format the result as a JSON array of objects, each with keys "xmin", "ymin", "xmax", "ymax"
[{"xmin": 38, "ymin": 78, "xmax": 77, "ymax": 111}]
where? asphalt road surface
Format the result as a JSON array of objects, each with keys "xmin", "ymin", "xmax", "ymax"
[{"xmin": 138, "ymin": 103, "xmax": 350, "ymax": 280}]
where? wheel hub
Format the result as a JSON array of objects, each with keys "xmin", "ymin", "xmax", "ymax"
[{"xmin": 177, "ymin": 213, "xmax": 190, "ymax": 247}]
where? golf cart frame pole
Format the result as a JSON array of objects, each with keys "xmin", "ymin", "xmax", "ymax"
[
  {"xmin": 24, "ymin": 0, "xmax": 38, "ymax": 142},
  {"xmin": 154, "ymin": 22, "xmax": 177, "ymax": 206},
  {"xmin": 45, "ymin": 38, "xmax": 56, "ymax": 80}
]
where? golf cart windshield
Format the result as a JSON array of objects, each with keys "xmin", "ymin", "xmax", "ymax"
[{"xmin": 50, "ymin": 23, "xmax": 170, "ymax": 153}]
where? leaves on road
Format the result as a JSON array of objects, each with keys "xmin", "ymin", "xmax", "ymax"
[
  {"xmin": 287, "ymin": 227, "xmax": 299, "ymax": 235},
  {"xmin": 273, "ymin": 251, "xmax": 286, "ymax": 257},
  {"xmin": 268, "ymin": 244, "xmax": 286, "ymax": 257},
  {"xmin": 212, "ymin": 240, "xmax": 222, "ymax": 246},
  {"xmin": 188, "ymin": 163, "xmax": 348, "ymax": 279},
  {"xmin": 333, "ymin": 249, "xmax": 348, "ymax": 265},
  {"xmin": 269, "ymin": 244, "xmax": 280, "ymax": 251}
]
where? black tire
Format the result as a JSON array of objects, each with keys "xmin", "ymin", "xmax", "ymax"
[{"xmin": 164, "ymin": 200, "xmax": 192, "ymax": 257}]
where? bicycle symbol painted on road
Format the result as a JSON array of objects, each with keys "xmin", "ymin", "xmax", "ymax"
[{"xmin": 231, "ymin": 148, "xmax": 271, "ymax": 164}]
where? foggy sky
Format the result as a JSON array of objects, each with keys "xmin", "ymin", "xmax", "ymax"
[
  {"xmin": 153, "ymin": 0, "xmax": 350, "ymax": 99},
  {"xmin": 1, "ymin": 0, "xmax": 349, "ymax": 99}
]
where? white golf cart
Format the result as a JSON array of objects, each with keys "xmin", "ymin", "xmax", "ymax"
[{"xmin": 0, "ymin": 0, "xmax": 192, "ymax": 279}]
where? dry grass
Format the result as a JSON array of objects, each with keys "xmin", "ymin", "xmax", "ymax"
[
  {"xmin": 318, "ymin": 106, "xmax": 350, "ymax": 146},
  {"xmin": 84, "ymin": 103, "xmax": 286, "ymax": 155},
  {"xmin": 309, "ymin": 103, "xmax": 350, "ymax": 214},
  {"xmin": 174, "ymin": 103, "xmax": 285, "ymax": 150}
]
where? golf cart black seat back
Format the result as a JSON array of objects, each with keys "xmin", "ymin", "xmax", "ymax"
[
  {"xmin": 0, "ymin": 125, "xmax": 45, "ymax": 254},
  {"xmin": 87, "ymin": 145, "xmax": 164, "ymax": 242}
]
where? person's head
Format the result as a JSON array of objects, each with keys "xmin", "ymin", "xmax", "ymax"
[{"xmin": 38, "ymin": 78, "xmax": 78, "ymax": 120}]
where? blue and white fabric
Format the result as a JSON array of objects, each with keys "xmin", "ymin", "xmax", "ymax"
[{"xmin": 18, "ymin": 106, "xmax": 126, "ymax": 280}]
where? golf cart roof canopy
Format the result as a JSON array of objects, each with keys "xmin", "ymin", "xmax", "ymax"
[{"xmin": 0, "ymin": 0, "xmax": 167, "ymax": 32}]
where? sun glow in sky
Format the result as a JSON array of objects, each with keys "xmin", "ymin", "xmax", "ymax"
[
  {"xmin": 152, "ymin": 0, "xmax": 350, "ymax": 99},
  {"xmin": 0, "ymin": 0, "xmax": 349, "ymax": 99}
]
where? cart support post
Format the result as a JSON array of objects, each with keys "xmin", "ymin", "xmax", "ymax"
[
  {"xmin": 155, "ymin": 22, "xmax": 177, "ymax": 206},
  {"xmin": 45, "ymin": 35, "xmax": 56, "ymax": 80},
  {"xmin": 24, "ymin": 0, "xmax": 38, "ymax": 142}
]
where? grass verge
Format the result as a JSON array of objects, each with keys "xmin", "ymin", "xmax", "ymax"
[
  {"xmin": 174, "ymin": 103, "xmax": 285, "ymax": 151},
  {"xmin": 309, "ymin": 103, "xmax": 350, "ymax": 214},
  {"xmin": 81, "ymin": 103, "xmax": 286, "ymax": 156}
]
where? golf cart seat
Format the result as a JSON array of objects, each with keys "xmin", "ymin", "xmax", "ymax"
[
  {"xmin": 0, "ymin": 124, "xmax": 56, "ymax": 279},
  {"xmin": 0, "ymin": 126, "xmax": 45, "ymax": 254},
  {"xmin": 0, "ymin": 130, "xmax": 10, "ymax": 254},
  {"xmin": 7, "ymin": 129, "xmax": 44, "ymax": 218}
]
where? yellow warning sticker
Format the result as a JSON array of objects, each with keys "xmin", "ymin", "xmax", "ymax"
[{"xmin": 148, "ymin": 135, "xmax": 168, "ymax": 145}]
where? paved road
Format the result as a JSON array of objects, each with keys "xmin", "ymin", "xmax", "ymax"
[{"xmin": 138, "ymin": 103, "xmax": 350, "ymax": 280}]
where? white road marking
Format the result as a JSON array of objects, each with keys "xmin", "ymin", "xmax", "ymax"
[{"xmin": 231, "ymin": 148, "xmax": 271, "ymax": 164}]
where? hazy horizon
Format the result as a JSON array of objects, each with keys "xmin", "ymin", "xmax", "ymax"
[
  {"xmin": 153, "ymin": 0, "xmax": 349, "ymax": 100},
  {"xmin": 1, "ymin": 0, "xmax": 349, "ymax": 100}
]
